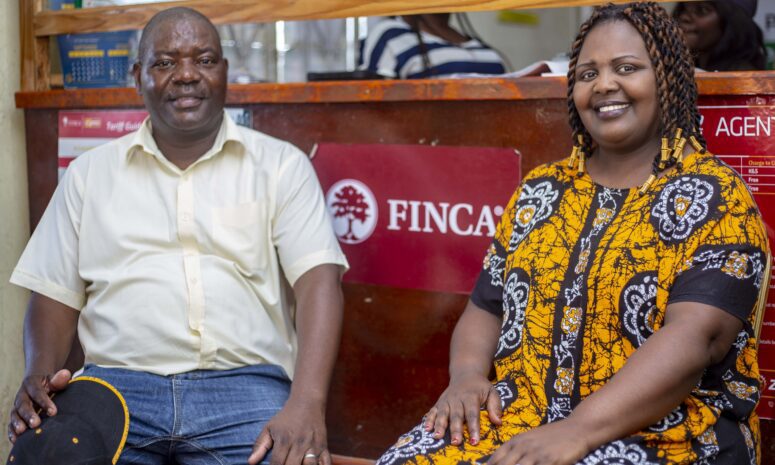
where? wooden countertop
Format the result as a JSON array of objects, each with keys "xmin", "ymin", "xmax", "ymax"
[{"xmin": 15, "ymin": 71, "xmax": 775, "ymax": 109}]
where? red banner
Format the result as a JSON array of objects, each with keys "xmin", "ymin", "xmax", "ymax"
[
  {"xmin": 312, "ymin": 143, "xmax": 521, "ymax": 294},
  {"xmin": 59, "ymin": 110, "xmax": 148, "ymax": 138},
  {"xmin": 699, "ymin": 97, "xmax": 775, "ymax": 419}
]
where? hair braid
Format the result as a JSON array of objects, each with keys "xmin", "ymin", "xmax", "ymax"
[{"xmin": 566, "ymin": 14, "xmax": 600, "ymax": 157}]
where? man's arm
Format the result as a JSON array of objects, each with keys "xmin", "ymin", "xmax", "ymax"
[
  {"xmin": 7, "ymin": 293, "xmax": 79, "ymax": 443},
  {"xmin": 249, "ymin": 263, "xmax": 344, "ymax": 465}
]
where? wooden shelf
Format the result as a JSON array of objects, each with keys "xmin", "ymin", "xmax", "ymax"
[
  {"xmin": 15, "ymin": 72, "xmax": 775, "ymax": 110},
  {"xmin": 32, "ymin": 0, "xmax": 648, "ymax": 36},
  {"xmin": 20, "ymin": 0, "xmax": 676, "ymax": 92}
]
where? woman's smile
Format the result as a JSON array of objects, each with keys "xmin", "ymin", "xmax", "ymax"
[{"xmin": 594, "ymin": 101, "xmax": 631, "ymax": 120}]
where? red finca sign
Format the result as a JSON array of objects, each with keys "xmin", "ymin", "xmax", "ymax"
[{"xmin": 312, "ymin": 143, "xmax": 521, "ymax": 295}]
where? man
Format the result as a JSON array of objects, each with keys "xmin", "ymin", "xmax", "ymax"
[{"xmin": 7, "ymin": 7, "xmax": 348, "ymax": 465}]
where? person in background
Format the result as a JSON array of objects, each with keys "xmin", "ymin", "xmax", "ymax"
[
  {"xmin": 376, "ymin": 2, "xmax": 768, "ymax": 464},
  {"xmin": 7, "ymin": 7, "xmax": 348, "ymax": 465},
  {"xmin": 359, "ymin": 13, "xmax": 508, "ymax": 79},
  {"xmin": 674, "ymin": 0, "xmax": 766, "ymax": 71}
]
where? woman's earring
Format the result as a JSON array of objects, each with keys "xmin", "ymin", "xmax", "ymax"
[
  {"xmin": 658, "ymin": 137, "xmax": 670, "ymax": 171},
  {"xmin": 670, "ymin": 128, "xmax": 687, "ymax": 167},
  {"xmin": 577, "ymin": 150, "xmax": 586, "ymax": 177},
  {"xmin": 569, "ymin": 134, "xmax": 586, "ymax": 176},
  {"xmin": 689, "ymin": 135, "xmax": 704, "ymax": 153},
  {"xmin": 638, "ymin": 173, "xmax": 657, "ymax": 196}
]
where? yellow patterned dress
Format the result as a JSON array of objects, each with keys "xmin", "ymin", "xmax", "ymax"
[{"xmin": 377, "ymin": 151, "xmax": 768, "ymax": 465}]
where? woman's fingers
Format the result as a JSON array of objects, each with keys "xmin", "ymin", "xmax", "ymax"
[
  {"xmin": 432, "ymin": 402, "xmax": 450, "ymax": 439},
  {"xmin": 448, "ymin": 399, "xmax": 466, "ymax": 445},
  {"xmin": 423, "ymin": 407, "xmax": 437, "ymax": 432},
  {"xmin": 463, "ymin": 395, "xmax": 482, "ymax": 444}
]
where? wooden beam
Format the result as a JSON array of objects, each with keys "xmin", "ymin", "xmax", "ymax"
[
  {"xmin": 20, "ymin": 0, "xmax": 49, "ymax": 91},
  {"xmin": 33, "ymin": 0, "xmax": 669, "ymax": 36}
]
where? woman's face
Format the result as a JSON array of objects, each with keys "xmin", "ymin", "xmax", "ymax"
[
  {"xmin": 572, "ymin": 20, "xmax": 660, "ymax": 155},
  {"xmin": 675, "ymin": 1, "xmax": 723, "ymax": 53}
]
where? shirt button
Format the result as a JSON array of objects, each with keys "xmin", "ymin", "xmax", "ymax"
[{"xmin": 181, "ymin": 213, "xmax": 191, "ymax": 222}]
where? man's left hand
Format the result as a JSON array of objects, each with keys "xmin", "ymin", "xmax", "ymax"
[
  {"xmin": 486, "ymin": 420, "xmax": 590, "ymax": 465},
  {"xmin": 248, "ymin": 398, "xmax": 330, "ymax": 465}
]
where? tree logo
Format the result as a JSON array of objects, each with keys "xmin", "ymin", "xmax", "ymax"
[{"xmin": 326, "ymin": 179, "xmax": 378, "ymax": 244}]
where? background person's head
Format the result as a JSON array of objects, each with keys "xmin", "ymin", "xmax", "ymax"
[
  {"xmin": 567, "ymin": 2, "xmax": 703, "ymax": 177},
  {"xmin": 133, "ymin": 7, "xmax": 228, "ymax": 139},
  {"xmin": 673, "ymin": 0, "xmax": 766, "ymax": 71}
]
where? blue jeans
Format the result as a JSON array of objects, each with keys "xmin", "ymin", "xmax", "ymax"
[{"xmin": 80, "ymin": 364, "xmax": 291, "ymax": 465}]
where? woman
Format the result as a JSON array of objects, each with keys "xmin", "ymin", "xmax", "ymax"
[
  {"xmin": 377, "ymin": 3, "xmax": 767, "ymax": 465},
  {"xmin": 359, "ymin": 14, "xmax": 507, "ymax": 79},
  {"xmin": 673, "ymin": 0, "xmax": 766, "ymax": 71}
]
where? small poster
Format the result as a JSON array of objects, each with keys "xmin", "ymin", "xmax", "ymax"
[{"xmin": 57, "ymin": 108, "xmax": 252, "ymax": 179}]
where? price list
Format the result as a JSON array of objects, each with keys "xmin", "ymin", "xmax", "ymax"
[{"xmin": 716, "ymin": 155, "xmax": 775, "ymax": 195}]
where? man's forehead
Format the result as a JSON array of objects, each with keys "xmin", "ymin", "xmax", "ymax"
[
  {"xmin": 150, "ymin": 17, "xmax": 217, "ymax": 42},
  {"xmin": 143, "ymin": 15, "xmax": 221, "ymax": 55}
]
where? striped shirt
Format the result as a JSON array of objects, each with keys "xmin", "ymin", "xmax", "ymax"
[{"xmin": 359, "ymin": 18, "xmax": 507, "ymax": 79}]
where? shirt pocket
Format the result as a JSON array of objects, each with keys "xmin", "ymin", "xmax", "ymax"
[{"xmin": 211, "ymin": 201, "xmax": 270, "ymax": 272}]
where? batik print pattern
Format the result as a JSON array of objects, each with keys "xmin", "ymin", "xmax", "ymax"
[
  {"xmin": 378, "ymin": 152, "xmax": 767, "ymax": 465},
  {"xmin": 620, "ymin": 273, "xmax": 659, "ymax": 348},
  {"xmin": 580, "ymin": 441, "xmax": 659, "ymax": 465},
  {"xmin": 376, "ymin": 421, "xmax": 447, "ymax": 465},
  {"xmin": 482, "ymin": 244, "xmax": 506, "ymax": 287},
  {"xmin": 508, "ymin": 178, "xmax": 561, "ymax": 251},
  {"xmin": 679, "ymin": 247, "xmax": 765, "ymax": 288},
  {"xmin": 546, "ymin": 187, "xmax": 623, "ymax": 422},
  {"xmin": 650, "ymin": 176, "xmax": 718, "ymax": 243},
  {"xmin": 495, "ymin": 268, "xmax": 530, "ymax": 359}
]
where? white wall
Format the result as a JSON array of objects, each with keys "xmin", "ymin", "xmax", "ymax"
[
  {"xmin": 0, "ymin": 0, "xmax": 29, "ymax": 461},
  {"xmin": 465, "ymin": 8, "xmax": 583, "ymax": 71}
]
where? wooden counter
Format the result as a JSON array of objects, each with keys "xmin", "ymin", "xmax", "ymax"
[
  {"xmin": 15, "ymin": 73, "xmax": 775, "ymax": 462},
  {"xmin": 15, "ymin": 71, "xmax": 775, "ymax": 109}
]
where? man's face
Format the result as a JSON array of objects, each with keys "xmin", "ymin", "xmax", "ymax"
[{"xmin": 133, "ymin": 17, "xmax": 228, "ymax": 137}]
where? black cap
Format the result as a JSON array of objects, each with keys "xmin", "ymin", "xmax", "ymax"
[{"xmin": 6, "ymin": 377, "xmax": 129, "ymax": 465}]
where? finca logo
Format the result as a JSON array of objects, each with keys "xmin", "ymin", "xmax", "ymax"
[{"xmin": 326, "ymin": 179, "xmax": 378, "ymax": 244}]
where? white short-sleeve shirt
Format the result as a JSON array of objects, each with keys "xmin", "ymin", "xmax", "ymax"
[{"xmin": 11, "ymin": 112, "xmax": 348, "ymax": 379}]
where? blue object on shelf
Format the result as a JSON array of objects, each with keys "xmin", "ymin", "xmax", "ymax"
[{"xmin": 50, "ymin": 0, "xmax": 136, "ymax": 89}]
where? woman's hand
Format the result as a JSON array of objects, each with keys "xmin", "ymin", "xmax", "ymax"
[
  {"xmin": 423, "ymin": 372, "xmax": 502, "ymax": 446},
  {"xmin": 486, "ymin": 420, "xmax": 590, "ymax": 465}
]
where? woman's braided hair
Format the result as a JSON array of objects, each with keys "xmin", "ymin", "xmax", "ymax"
[{"xmin": 566, "ymin": 2, "xmax": 705, "ymax": 177}]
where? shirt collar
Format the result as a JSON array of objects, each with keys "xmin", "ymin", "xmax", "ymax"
[{"xmin": 126, "ymin": 110, "xmax": 247, "ymax": 171}]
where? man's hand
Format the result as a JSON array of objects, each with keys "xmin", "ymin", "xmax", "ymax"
[
  {"xmin": 247, "ymin": 264, "xmax": 342, "ymax": 465},
  {"xmin": 486, "ymin": 420, "xmax": 590, "ymax": 465},
  {"xmin": 248, "ymin": 398, "xmax": 330, "ymax": 465},
  {"xmin": 7, "ymin": 369, "xmax": 72, "ymax": 443},
  {"xmin": 424, "ymin": 372, "xmax": 502, "ymax": 446}
]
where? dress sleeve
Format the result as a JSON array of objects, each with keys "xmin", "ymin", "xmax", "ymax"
[
  {"xmin": 667, "ymin": 174, "xmax": 769, "ymax": 322},
  {"xmin": 470, "ymin": 188, "xmax": 521, "ymax": 316}
]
